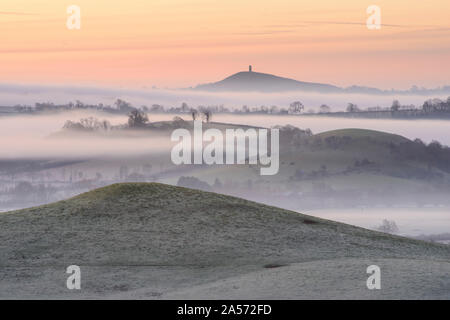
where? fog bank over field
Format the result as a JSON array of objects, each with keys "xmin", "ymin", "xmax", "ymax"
[
  {"xmin": 0, "ymin": 111, "xmax": 127, "ymax": 136},
  {"xmin": 1, "ymin": 112, "xmax": 450, "ymax": 240},
  {"xmin": 1, "ymin": 111, "xmax": 450, "ymax": 159},
  {"xmin": 1, "ymin": 83, "xmax": 448, "ymax": 111},
  {"xmin": 0, "ymin": 111, "xmax": 169, "ymax": 159}
]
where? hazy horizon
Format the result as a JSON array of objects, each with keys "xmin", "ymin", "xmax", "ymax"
[{"xmin": 2, "ymin": 82, "xmax": 449, "ymax": 112}]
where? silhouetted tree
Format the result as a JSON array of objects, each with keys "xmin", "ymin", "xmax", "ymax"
[
  {"xmin": 128, "ymin": 109, "xmax": 149, "ymax": 128},
  {"xmin": 114, "ymin": 99, "xmax": 133, "ymax": 112},
  {"xmin": 391, "ymin": 100, "xmax": 401, "ymax": 111},
  {"xmin": 346, "ymin": 103, "xmax": 360, "ymax": 113},
  {"xmin": 202, "ymin": 110, "xmax": 212, "ymax": 122},
  {"xmin": 288, "ymin": 101, "xmax": 304, "ymax": 114},
  {"xmin": 191, "ymin": 109, "xmax": 199, "ymax": 121},
  {"xmin": 181, "ymin": 102, "xmax": 189, "ymax": 113}
]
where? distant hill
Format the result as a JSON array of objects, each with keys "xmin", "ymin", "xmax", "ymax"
[
  {"xmin": 314, "ymin": 128, "xmax": 410, "ymax": 144},
  {"xmin": 0, "ymin": 182, "xmax": 449, "ymax": 298},
  {"xmin": 194, "ymin": 70, "xmax": 341, "ymax": 93},
  {"xmin": 193, "ymin": 68, "xmax": 450, "ymax": 94}
]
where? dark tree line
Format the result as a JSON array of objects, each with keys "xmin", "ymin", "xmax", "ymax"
[{"xmin": 390, "ymin": 138, "xmax": 450, "ymax": 174}]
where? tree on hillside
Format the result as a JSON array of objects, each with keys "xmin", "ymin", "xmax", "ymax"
[
  {"xmin": 377, "ymin": 219, "xmax": 399, "ymax": 234},
  {"xmin": 128, "ymin": 109, "xmax": 149, "ymax": 128},
  {"xmin": 191, "ymin": 109, "xmax": 199, "ymax": 121},
  {"xmin": 202, "ymin": 110, "xmax": 212, "ymax": 122}
]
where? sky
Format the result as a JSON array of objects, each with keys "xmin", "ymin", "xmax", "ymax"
[{"xmin": 1, "ymin": 0, "xmax": 450, "ymax": 90}]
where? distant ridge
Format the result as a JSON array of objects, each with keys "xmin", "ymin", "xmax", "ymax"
[{"xmin": 193, "ymin": 67, "xmax": 450, "ymax": 95}]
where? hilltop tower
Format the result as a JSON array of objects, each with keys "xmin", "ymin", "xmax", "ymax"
[{"xmin": 249, "ymin": 65, "xmax": 252, "ymax": 72}]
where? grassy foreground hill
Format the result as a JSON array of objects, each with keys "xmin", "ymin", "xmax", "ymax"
[{"xmin": 0, "ymin": 183, "xmax": 449, "ymax": 299}]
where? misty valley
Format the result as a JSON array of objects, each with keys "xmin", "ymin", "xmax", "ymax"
[{"xmin": 1, "ymin": 109, "xmax": 450, "ymax": 245}]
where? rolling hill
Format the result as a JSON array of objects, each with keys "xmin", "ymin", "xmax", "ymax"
[
  {"xmin": 194, "ymin": 70, "xmax": 341, "ymax": 93},
  {"xmin": 0, "ymin": 183, "xmax": 448, "ymax": 299},
  {"xmin": 314, "ymin": 128, "xmax": 409, "ymax": 143},
  {"xmin": 42, "ymin": 124, "xmax": 450, "ymax": 211},
  {"xmin": 173, "ymin": 127, "xmax": 450, "ymax": 210}
]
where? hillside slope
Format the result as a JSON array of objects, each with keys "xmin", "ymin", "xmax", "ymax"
[
  {"xmin": 315, "ymin": 128, "xmax": 409, "ymax": 143},
  {"xmin": 177, "ymin": 127, "xmax": 450, "ymax": 211},
  {"xmin": 0, "ymin": 183, "xmax": 449, "ymax": 299}
]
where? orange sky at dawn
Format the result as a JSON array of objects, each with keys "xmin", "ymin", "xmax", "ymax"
[{"xmin": 1, "ymin": 0, "xmax": 450, "ymax": 89}]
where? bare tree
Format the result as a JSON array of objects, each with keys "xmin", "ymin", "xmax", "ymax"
[
  {"xmin": 63, "ymin": 117, "xmax": 111, "ymax": 131},
  {"xmin": 202, "ymin": 110, "xmax": 212, "ymax": 122},
  {"xmin": 191, "ymin": 109, "xmax": 199, "ymax": 121},
  {"xmin": 376, "ymin": 219, "xmax": 399, "ymax": 234}
]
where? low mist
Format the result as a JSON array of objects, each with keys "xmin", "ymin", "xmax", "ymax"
[
  {"xmin": 0, "ymin": 111, "xmax": 170, "ymax": 159},
  {"xmin": 1, "ymin": 82, "xmax": 448, "ymax": 111},
  {"xmin": 1, "ymin": 111, "xmax": 450, "ymax": 160}
]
